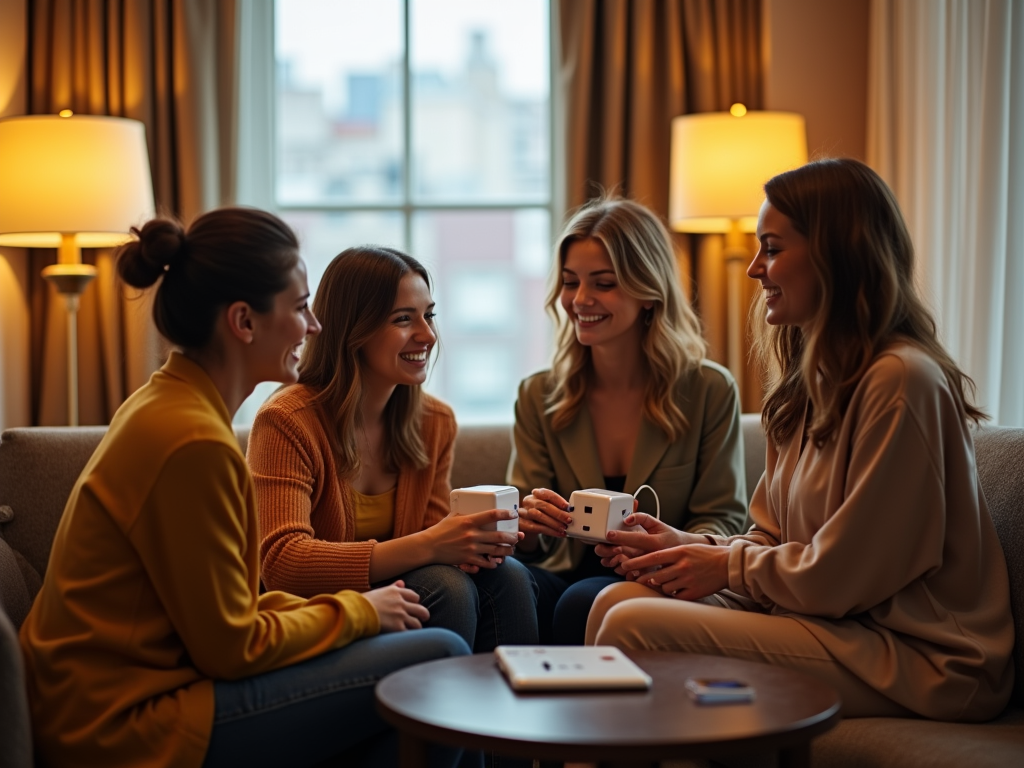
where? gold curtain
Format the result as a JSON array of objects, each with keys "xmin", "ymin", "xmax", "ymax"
[
  {"xmin": 559, "ymin": 0, "xmax": 764, "ymax": 410},
  {"xmin": 26, "ymin": 0, "xmax": 238, "ymax": 425}
]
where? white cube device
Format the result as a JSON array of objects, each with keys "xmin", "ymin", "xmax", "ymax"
[
  {"xmin": 449, "ymin": 485, "xmax": 520, "ymax": 533},
  {"xmin": 566, "ymin": 488, "xmax": 641, "ymax": 544}
]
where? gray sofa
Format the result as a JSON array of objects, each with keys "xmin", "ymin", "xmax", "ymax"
[{"xmin": 1, "ymin": 416, "xmax": 1022, "ymax": 766}]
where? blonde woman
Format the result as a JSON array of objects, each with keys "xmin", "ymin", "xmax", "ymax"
[
  {"xmin": 509, "ymin": 197, "xmax": 747, "ymax": 643},
  {"xmin": 587, "ymin": 159, "xmax": 1013, "ymax": 720}
]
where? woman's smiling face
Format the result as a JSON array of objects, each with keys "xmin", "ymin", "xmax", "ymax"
[
  {"xmin": 748, "ymin": 201, "xmax": 820, "ymax": 331},
  {"xmin": 360, "ymin": 272, "xmax": 437, "ymax": 390},
  {"xmin": 560, "ymin": 237, "xmax": 648, "ymax": 349},
  {"xmin": 250, "ymin": 258, "xmax": 321, "ymax": 384}
]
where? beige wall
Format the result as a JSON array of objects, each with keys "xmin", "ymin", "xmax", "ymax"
[
  {"xmin": 0, "ymin": 0, "xmax": 30, "ymax": 430},
  {"xmin": 764, "ymin": 0, "xmax": 870, "ymax": 161}
]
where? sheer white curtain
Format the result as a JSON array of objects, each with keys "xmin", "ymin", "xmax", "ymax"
[{"xmin": 868, "ymin": 0, "xmax": 1024, "ymax": 426}]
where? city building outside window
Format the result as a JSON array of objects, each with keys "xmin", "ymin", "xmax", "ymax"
[{"xmin": 235, "ymin": 0, "xmax": 553, "ymax": 425}]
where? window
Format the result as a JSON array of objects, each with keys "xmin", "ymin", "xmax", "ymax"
[{"xmin": 236, "ymin": 0, "xmax": 553, "ymax": 425}]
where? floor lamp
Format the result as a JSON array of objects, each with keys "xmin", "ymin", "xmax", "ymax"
[
  {"xmin": 0, "ymin": 113, "xmax": 155, "ymax": 426},
  {"xmin": 668, "ymin": 105, "xmax": 807, "ymax": 395}
]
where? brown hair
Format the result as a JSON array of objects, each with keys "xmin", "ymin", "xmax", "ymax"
[
  {"xmin": 751, "ymin": 158, "xmax": 985, "ymax": 446},
  {"xmin": 298, "ymin": 246, "xmax": 433, "ymax": 477},
  {"xmin": 545, "ymin": 197, "xmax": 706, "ymax": 440},
  {"xmin": 116, "ymin": 207, "xmax": 299, "ymax": 350}
]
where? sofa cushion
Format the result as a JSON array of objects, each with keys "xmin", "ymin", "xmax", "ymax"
[
  {"xmin": 0, "ymin": 595, "xmax": 33, "ymax": 768},
  {"xmin": 455, "ymin": 424, "xmax": 514, "ymax": 490},
  {"xmin": 812, "ymin": 708, "xmax": 1024, "ymax": 767},
  {"xmin": 0, "ymin": 535, "xmax": 33, "ymax": 630},
  {"xmin": 974, "ymin": 426, "xmax": 1024, "ymax": 706},
  {"xmin": 0, "ymin": 427, "xmax": 108, "ymax": 578}
]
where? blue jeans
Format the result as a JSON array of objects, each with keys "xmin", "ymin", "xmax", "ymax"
[
  {"xmin": 527, "ymin": 564, "xmax": 622, "ymax": 645},
  {"xmin": 398, "ymin": 559, "xmax": 539, "ymax": 651},
  {"xmin": 203, "ymin": 628, "xmax": 476, "ymax": 768}
]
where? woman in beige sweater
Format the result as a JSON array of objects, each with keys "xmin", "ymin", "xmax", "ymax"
[{"xmin": 586, "ymin": 159, "xmax": 1014, "ymax": 721}]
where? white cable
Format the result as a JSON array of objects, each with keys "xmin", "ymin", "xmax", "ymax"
[{"xmin": 632, "ymin": 484, "xmax": 660, "ymax": 520}]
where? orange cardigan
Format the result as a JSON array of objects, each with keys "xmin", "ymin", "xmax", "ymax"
[{"xmin": 249, "ymin": 385, "xmax": 456, "ymax": 596}]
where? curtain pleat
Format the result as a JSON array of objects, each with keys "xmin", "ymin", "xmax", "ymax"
[
  {"xmin": 559, "ymin": 0, "xmax": 764, "ymax": 410},
  {"xmin": 868, "ymin": 0, "xmax": 1024, "ymax": 427},
  {"xmin": 25, "ymin": 0, "xmax": 238, "ymax": 425}
]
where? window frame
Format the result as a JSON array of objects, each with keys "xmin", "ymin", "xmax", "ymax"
[{"xmin": 271, "ymin": 0, "xmax": 558, "ymax": 259}]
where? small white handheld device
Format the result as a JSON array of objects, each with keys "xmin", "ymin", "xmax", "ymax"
[
  {"xmin": 565, "ymin": 484, "xmax": 660, "ymax": 544},
  {"xmin": 566, "ymin": 489, "xmax": 640, "ymax": 544},
  {"xmin": 449, "ymin": 485, "xmax": 520, "ymax": 534}
]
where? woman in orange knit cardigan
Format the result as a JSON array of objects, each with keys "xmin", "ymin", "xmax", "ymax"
[
  {"xmin": 248, "ymin": 246, "xmax": 538, "ymax": 651},
  {"xmin": 19, "ymin": 209, "xmax": 472, "ymax": 768}
]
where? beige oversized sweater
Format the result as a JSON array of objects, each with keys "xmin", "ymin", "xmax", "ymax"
[
  {"xmin": 716, "ymin": 344, "xmax": 1014, "ymax": 721},
  {"xmin": 248, "ymin": 385, "xmax": 456, "ymax": 595}
]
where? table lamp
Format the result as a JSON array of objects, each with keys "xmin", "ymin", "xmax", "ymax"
[
  {"xmin": 0, "ymin": 112, "xmax": 155, "ymax": 426},
  {"xmin": 668, "ymin": 105, "xmax": 807, "ymax": 391}
]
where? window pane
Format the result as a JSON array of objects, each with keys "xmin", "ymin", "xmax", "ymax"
[
  {"xmin": 285, "ymin": 210, "xmax": 406, "ymax": 292},
  {"xmin": 276, "ymin": 0, "xmax": 404, "ymax": 205},
  {"xmin": 414, "ymin": 208, "xmax": 552, "ymax": 423},
  {"xmin": 410, "ymin": 0, "xmax": 549, "ymax": 204}
]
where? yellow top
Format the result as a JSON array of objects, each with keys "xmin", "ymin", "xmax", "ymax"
[
  {"xmin": 19, "ymin": 352, "xmax": 380, "ymax": 768},
  {"xmin": 351, "ymin": 485, "xmax": 397, "ymax": 542}
]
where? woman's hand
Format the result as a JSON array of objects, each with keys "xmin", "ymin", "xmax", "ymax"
[
  {"xmin": 604, "ymin": 513, "xmax": 702, "ymax": 553},
  {"xmin": 362, "ymin": 580, "xmax": 430, "ymax": 632},
  {"xmin": 619, "ymin": 544, "xmax": 730, "ymax": 601},
  {"xmin": 594, "ymin": 542, "xmax": 646, "ymax": 575},
  {"xmin": 423, "ymin": 509, "xmax": 523, "ymax": 569},
  {"xmin": 593, "ymin": 499, "xmax": 642, "ymax": 573},
  {"xmin": 517, "ymin": 488, "xmax": 573, "ymax": 552}
]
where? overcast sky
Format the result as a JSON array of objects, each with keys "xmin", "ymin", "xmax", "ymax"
[{"xmin": 276, "ymin": 0, "xmax": 549, "ymax": 112}]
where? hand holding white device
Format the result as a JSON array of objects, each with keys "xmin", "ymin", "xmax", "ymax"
[
  {"xmin": 449, "ymin": 485, "xmax": 521, "ymax": 567},
  {"xmin": 565, "ymin": 484, "xmax": 660, "ymax": 544}
]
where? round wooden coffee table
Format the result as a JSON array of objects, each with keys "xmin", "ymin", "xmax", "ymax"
[{"xmin": 376, "ymin": 650, "xmax": 841, "ymax": 766}]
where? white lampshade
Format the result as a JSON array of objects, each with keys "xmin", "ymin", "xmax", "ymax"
[
  {"xmin": 0, "ymin": 114, "xmax": 155, "ymax": 248},
  {"xmin": 669, "ymin": 110, "xmax": 807, "ymax": 233}
]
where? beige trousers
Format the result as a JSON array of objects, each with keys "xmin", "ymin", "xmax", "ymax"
[{"xmin": 586, "ymin": 582, "xmax": 913, "ymax": 718}]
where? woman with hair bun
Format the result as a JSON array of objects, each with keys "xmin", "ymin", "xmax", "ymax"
[
  {"xmin": 587, "ymin": 159, "xmax": 1014, "ymax": 721},
  {"xmin": 248, "ymin": 245, "xmax": 538, "ymax": 653},
  {"xmin": 509, "ymin": 197, "xmax": 748, "ymax": 644},
  {"xmin": 19, "ymin": 208, "xmax": 472, "ymax": 768}
]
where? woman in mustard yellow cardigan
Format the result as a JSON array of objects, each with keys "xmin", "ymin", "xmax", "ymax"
[{"xmin": 19, "ymin": 209, "xmax": 471, "ymax": 768}]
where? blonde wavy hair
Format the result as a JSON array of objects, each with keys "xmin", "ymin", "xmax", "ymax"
[
  {"xmin": 298, "ymin": 246, "xmax": 433, "ymax": 479},
  {"xmin": 751, "ymin": 158, "xmax": 985, "ymax": 447},
  {"xmin": 545, "ymin": 197, "xmax": 707, "ymax": 441}
]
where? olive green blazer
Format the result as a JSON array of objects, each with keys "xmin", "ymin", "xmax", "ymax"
[{"xmin": 507, "ymin": 361, "xmax": 748, "ymax": 573}]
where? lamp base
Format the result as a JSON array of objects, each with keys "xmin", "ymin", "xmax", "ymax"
[
  {"xmin": 41, "ymin": 263, "xmax": 96, "ymax": 426},
  {"xmin": 41, "ymin": 263, "xmax": 97, "ymax": 296}
]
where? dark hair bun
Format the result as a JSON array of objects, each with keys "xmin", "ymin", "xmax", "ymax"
[{"xmin": 116, "ymin": 218, "xmax": 187, "ymax": 288}]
